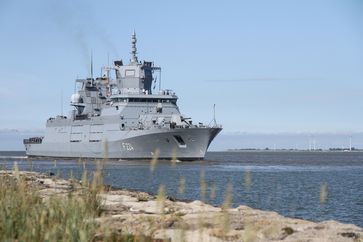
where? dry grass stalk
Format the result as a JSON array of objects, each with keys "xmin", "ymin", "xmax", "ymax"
[
  {"xmin": 320, "ymin": 182, "xmax": 328, "ymax": 204},
  {"xmin": 150, "ymin": 149, "xmax": 160, "ymax": 172},
  {"xmin": 103, "ymin": 139, "xmax": 109, "ymax": 162},
  {"xmin": 244, "ymin": 169, "xmax": 252, "ymax": 191},
  {"xmin": 199, "ymin": 170, "xmax": 207, "ymax": 202},
  {"xmin": 157, "ymin": 184, "xmax": 166, "ymax": 214},
  {"xmin": 178, "ymin": 176, "xmax": 185, "ymax": 194},
  {"xmin": 243, "ymin": 221, "xmax": 258, "ymax": 242},
  {"xmin": 171, "ymin": 148, "xmax": 177, "ymax": 168},
  {"xmin": 221, "ymin": 183, "xmax": 233, "ymax": 235},
  {"xmin": 210, "ymin": 182, "xmax": 217, "ymax": 200}
]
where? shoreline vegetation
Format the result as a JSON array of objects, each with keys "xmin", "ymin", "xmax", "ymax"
[{"xmin": 1, "ymin": 162, "xmax": 362, "ymax": 241}]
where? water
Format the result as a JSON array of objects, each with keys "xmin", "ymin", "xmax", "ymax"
[{"xmin": 1, "ymin": 151, "xmax": 362, "ymax": 228}]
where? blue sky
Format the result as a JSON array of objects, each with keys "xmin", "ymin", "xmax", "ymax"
[{"xmin": 0, "ymin": 0, "xmax": 362, "ymax": 133}]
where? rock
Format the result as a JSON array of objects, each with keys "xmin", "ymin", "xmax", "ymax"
[{"xmin": 2, "ymin": 170, "xmax": 362, "ymax": 242}]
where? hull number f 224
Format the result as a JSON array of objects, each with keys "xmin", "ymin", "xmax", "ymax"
[{"xmin": 122, "ymin": 142, "xmax": 134, "ymax": 151}]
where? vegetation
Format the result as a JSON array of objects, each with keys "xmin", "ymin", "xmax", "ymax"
[
  {"xmin": 0, "ymin": 154, "xmax": 338, "ymax": 241},
  {"xmin": 0, "ymin": 160, "xmax": 159, "ymax": 242},
  {"xmin": 0, "ymin": 165, "xmax": 101, "ymax": 241}
]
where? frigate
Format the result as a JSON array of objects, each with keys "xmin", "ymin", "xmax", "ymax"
[{"xmin": 24, "ymin": 33, "xmax": 222, "ymax": 160}]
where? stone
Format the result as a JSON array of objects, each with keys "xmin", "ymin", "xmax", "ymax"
[{"xmin": 2, "ymin": 171, "xmax": 362, "ymax": 242}]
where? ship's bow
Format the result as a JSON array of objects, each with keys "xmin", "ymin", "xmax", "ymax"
[{"xmin": 207, "ymin": 127, "xmax": 222, "ymax": 149}]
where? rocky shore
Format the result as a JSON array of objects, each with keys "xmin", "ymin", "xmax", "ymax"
[{"xmin": 1, "ymin": 170, "xmax": 362, "ymax": 242}]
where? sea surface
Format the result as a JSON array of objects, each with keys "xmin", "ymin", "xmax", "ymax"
[{"xmin": 1, "ymin": 151, "xmax": 362, "ymax": 228}]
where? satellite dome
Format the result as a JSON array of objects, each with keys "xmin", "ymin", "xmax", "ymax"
[{"xmin": 70, "ymin": 93, "xmax": 81, "ymax": 104}]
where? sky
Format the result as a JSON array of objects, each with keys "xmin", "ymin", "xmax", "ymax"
[{"xmin": 0, "ymin": 0, "xmax": 362, "ymax": 135}]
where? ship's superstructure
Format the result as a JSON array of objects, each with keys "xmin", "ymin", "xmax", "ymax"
[{"xmin": 24, "ymin": 33, "xmax": 222, "ymax": 160}]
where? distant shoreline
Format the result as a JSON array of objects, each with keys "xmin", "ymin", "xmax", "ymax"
[
  {"xmin": 1, "ymin": 149, "xmax": 363, "ymax": 155},
  {"xmin": 224, "ymin": 149, "xmax": 363, "ymax": 153}
]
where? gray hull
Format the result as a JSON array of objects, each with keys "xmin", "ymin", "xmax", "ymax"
[{"xmin": 25, "ymin": 127, "xmax": 221, "ymax": 160}]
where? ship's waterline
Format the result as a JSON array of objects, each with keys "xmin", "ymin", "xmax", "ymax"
[{"xmin": 24, "ymin": 32, "xmax": 221, "ymax": 160}]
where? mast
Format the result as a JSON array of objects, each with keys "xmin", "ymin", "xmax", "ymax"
[
  {"xmin": 213, "ymin": 104, "xmax": 217, "ymax": 127},
  {"xmin": 131, "ymin": 30, "xmax": 138, "ymax": 64},
  {"xmin": 159, "ymin": 69, "xmax": 161, "ymax": 92},
  {"xmin": 90, "ymin": 51, "xmax": 94, "ymax": 86}
]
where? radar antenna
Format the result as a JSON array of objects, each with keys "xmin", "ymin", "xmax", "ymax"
[{"xmin": 131, "ymin": 30, "xmax": 138, "ymax": 63}]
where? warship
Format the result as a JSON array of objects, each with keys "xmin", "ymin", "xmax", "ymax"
[{"xmin": 24, "ymin": 33, "xmax": 222, "ymax": 160}]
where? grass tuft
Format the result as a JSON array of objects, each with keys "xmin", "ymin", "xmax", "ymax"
[
  {"xmin": 0, "ymin": 174, "xmax": 99, "ymax": 241},
  {"xmin": 0, "ymin": 158, "xmax": 108, "ymax": 241}
]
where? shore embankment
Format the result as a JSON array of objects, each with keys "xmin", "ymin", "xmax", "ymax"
[{"xmin": 0, "ymin": 170, "xmax": 362, "ymax": 242}]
